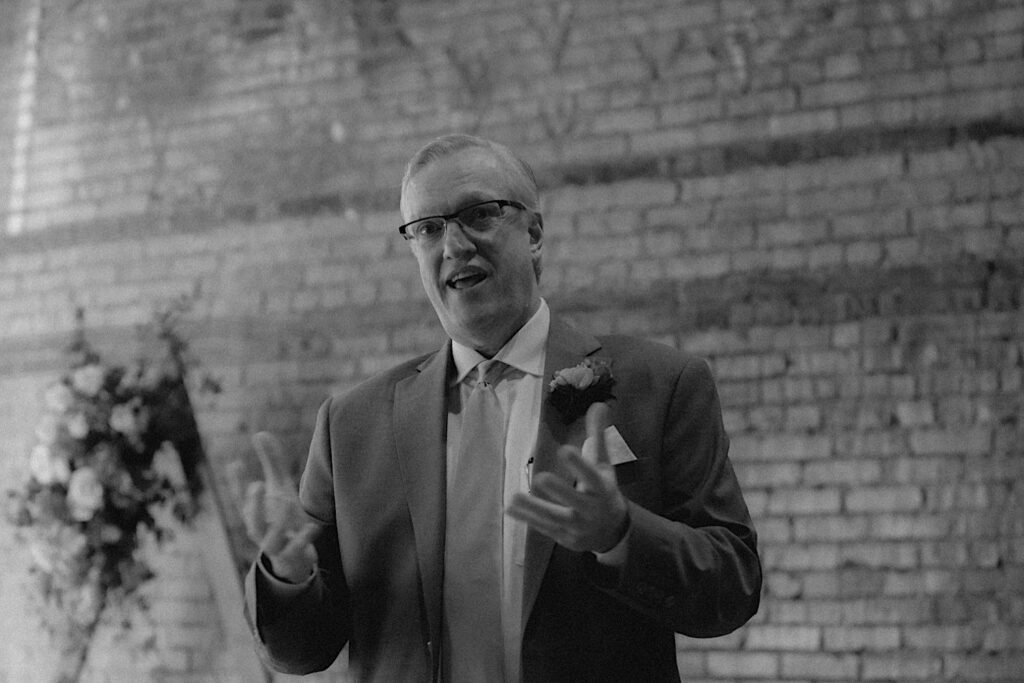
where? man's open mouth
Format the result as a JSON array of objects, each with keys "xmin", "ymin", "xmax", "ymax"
[{"xmin": 446, "ymin": 268, "xmax": 487, "ymax": 290}]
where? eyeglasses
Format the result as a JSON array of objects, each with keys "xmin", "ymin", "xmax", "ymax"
[{"xmin": 398, "ymin": 199, "xmax": 529, "ymax": 244}]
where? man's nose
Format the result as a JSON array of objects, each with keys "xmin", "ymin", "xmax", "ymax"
[{"xmin": 441, "ymin": 220, "xmax": 476, "ymax": 258}]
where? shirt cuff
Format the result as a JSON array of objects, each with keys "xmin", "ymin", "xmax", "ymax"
[
  {"xmin": 257, "ymin": 552, "xmax": 316, "ymax": 595},
  {"xmin": 593, "ymin": 513, "xmax": 631, "ymax": 567}
]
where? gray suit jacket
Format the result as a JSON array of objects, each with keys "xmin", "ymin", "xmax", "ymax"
[{"xmin": 245, "ymin": 315, "xmax": 761, "ymax": 681}]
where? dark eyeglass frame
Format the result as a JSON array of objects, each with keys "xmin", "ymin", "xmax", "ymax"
[{"xmin": 397, "ymin": 199, "xmax": 529, "ymax": 241}]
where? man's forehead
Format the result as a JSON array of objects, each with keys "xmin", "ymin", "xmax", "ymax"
[
  {"xmin": 413, "ymin": 147, "xmax": 509, "ymax": 184},
  {"xmin": 402, "ymin": 148, "xmax": 521, "ymax": 216}
]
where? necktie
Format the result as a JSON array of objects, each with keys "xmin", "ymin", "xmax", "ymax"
[{"xmin": 444, "ymin": 360, "xmax": 507, "ymax": 682}]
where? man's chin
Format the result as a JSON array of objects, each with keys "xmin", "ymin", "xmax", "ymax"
[
  {"xmin": 441, "ymin": 285, "xmax": 494, "ymax": 312},
  {"xmin": 442, "ymin": 310, "xmax": 513, "ymax": 353}
]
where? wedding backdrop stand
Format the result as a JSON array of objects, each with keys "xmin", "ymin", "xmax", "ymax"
[{"xmin": 159, "ymin": 354, "xmax": 270, "ymax": 683}]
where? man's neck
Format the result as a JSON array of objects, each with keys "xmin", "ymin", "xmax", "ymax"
[
  {"xmin": 464, "ymin": 299, "xmax": 543, "ymax": 358},
  {"xmin": 451, "ymin": 299, "xmax": 549, "ymax": 382}
]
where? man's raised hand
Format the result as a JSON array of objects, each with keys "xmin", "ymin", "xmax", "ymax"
[
  {"xmin": 242, "ymin": 431, "xmax": 320, "ymax": 583},
  {"xmin": 507, "ymin": 402, "xmax": 629, "ymax": 553}
]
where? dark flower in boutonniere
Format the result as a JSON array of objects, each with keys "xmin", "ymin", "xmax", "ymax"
[{"xmin": 548, "ymin": 357, "xmax": 615, "ymax": 423}]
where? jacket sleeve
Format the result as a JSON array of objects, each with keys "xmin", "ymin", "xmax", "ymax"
[
  {"xmin": 587, "ymin": 355, "xmax": 762, "ymax": 637},
  {"xmin": 243, "ymin": 398, "xmax": 351, "ymax": 674}
]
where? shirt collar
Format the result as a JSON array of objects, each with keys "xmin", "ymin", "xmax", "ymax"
[{"xmin": 451, "ymin": 299, "xmax": 550, "ymax": 386}]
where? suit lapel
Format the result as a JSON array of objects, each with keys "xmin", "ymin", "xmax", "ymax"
[
  {"xmin": 521, "ymin": 316, "xmax": 602, "ymax": 628},
  {"xmin": 393, "ymin": 343, "xmax": 452, "ymax": 661}
]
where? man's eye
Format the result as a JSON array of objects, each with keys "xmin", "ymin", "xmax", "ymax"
[
  {"xmin": 460, "ymin": 203, "xmax": 501, "ymax": 226},
  {"xmin": 413, "ymin": 220, "xmax": 445, "ymax": 239}
]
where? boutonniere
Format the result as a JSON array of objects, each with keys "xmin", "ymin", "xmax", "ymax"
[{"xmin": 548, "ymin": 357, "xmax": 615, "ymax": 423}]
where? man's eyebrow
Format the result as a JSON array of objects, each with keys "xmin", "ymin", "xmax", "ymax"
[
  {"xmin": 420, "ymin": 195, "xmax": 497, "ymax": 218},
  {"xmin": 453, "ymin": 193, "xmax": 496, "ymax": 208}
]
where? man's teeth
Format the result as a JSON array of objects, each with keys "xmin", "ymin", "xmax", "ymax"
[{"xmin": 449, "ymin": 272, "xmax": 485, "ymax": 289}]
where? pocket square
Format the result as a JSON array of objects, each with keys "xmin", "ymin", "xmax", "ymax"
[{"xmin": 582, "ymin": 425, "xmax": 638, "ymax": 465}]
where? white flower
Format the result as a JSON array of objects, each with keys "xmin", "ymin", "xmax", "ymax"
[
  {"xmin": 28, "ymin": 539, "xmax": 54, "ymax": 573},
  {"xmin": 29, "ymin": 442, "xmax": 71, "ymax": 485},
  {"xmin": 100, "ymin": 524, "xmax": 123, "ymax": 544},
  {"xmin": 70, "ymin": 574, "xmax": 102, "ymax": 625},
  {"xmin": 153, "ymin": 443, "xmax": 187, "ymax": 488},
  {"xmin": 72, "ymin": 364, "xmax": 106, "ymax": 397},
  {"xmin": 110, "ymin": 399, "xmax": 149, "ymax": 437},
  {"xmin": 29, "ymin": 444, "xmax": 56, "ymax": 484},
  {"xmin": 548, "ymin": 358, "xmax": 615, "ymax": 423},
  {"xmin": 113, "ymin": 469, "xmax": 135, "ymax": 495},
  {"xmin": 43, "ymin": 383, "xmax": 75, "ymax": 412},
  {"xmin": 34, "ymin": 414, "xmax": 61, "ymax": 444},
  {"xmin": 60, "ymin": 527, "xmax": 89, "ymax": 556},
  {"xmin": 109, "ymin": 403, "xmax": 136, "ymax": 434},
  {"xmin": 66, "ymin": 412, "xmax": 90, "ymax": 439},
  {"xmin": 118, "ymin": 362, "xmax": 143, "ymax": 392},
  {"xmin": 67, "ymin": 467, "xmax": 104, "ymax": 521},
  {"xmin": 551, "ymin": 365, "xmax": 595, "ymax": 390},
  {"xmin": 141, "ymin": 364, "xmax": 165, "ymax": 390},
  {"xmin": 51, "ymin": 452, "xmax": 71, "ymax": 484}
]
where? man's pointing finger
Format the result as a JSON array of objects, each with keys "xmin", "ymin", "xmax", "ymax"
[
  {"xmin": 585, "ymin": 402, "xmax": 611, "ymax": 466},
  {"xmin": 252, "ymin": 431, "xmax": 291, "ymax": 489}
]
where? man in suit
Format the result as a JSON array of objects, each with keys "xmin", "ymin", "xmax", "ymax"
[{"xmin": 243, "ymin": 134, "xmax": 761, "ymax": 682}]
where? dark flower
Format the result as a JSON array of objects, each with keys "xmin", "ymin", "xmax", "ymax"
[{"xmin": 548, "ymin": 357, "xmax": 615, "ymax": 423}]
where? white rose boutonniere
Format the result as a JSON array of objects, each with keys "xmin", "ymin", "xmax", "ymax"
[{"xmin": 548, "ymin": 357, "xmax": 615, "ymax": 423}]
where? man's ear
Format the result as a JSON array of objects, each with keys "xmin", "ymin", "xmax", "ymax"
[
  {"xmin": 528, "ymin": 215, "xmax": 544, "ymax": 250},
  {"xmin": 528, "ymin": 216, "xmax": 544, "ymax": 281}
]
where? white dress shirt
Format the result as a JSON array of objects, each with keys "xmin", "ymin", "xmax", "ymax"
[{"xmin": 448, "ymin": 299, "xmax": 549, "ymax": 683}]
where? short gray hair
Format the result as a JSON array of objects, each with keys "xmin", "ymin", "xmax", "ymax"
[{"xmin": 400, "ymin": 134, "xmax": 539, "ymax": 211}]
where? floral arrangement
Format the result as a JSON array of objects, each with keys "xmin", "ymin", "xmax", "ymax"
[
  {"xmin": 548, "ymin": 357, "xmax": 616, "ymax": 423},
  {"xmin": 5, "ymin": 301, "xmax": 211, "ymax": 676}
]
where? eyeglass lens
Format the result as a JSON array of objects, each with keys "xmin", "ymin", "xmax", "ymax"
[{"xmin": 411, "ymin": 201, "xmax": 504, "ymax": 242}]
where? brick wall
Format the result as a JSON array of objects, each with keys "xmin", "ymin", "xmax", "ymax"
[{"xmin": 1, "ymin": 0, "xmax": 1022, "ymax": 680}]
